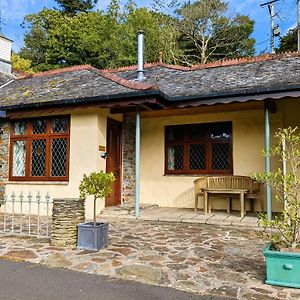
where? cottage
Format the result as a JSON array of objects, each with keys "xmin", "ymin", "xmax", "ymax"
[{"xmin": 0, "ymin": 32, "xmax": 299, "ymax": 219}]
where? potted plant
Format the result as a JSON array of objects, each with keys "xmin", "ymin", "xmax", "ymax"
[
  {"xmin": 77, "ymin": 171, "xmax": 115, "ymax": 251},
  {"xmin": 253, "ymin": 127, "xmax": 300, "ymax": 288}
]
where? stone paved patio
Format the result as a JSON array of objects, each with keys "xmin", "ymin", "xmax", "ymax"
[
  {"xmin": 0, "ymin": 218, "xmax": 299, "ymax": 299},
  {"xmin": 100, "ymin": 206, "xmax": 260, "ymax": 228}
]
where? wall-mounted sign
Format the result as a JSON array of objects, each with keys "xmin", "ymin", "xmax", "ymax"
[{"xmin": 99, "ymin": 145, "xmax": 106, "ymax": 152}]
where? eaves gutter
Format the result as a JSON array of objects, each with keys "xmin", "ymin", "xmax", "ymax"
[
  {"xmin": 162, "ymin": 83, "xmax": 300, "ymax": 103},
  {"xmin": 1, "ymin": 89, "xmax": 161, "ymax": 111}
]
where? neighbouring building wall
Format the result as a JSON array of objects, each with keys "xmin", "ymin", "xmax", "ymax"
[
  {"xmin": 122, "ymin": 113, "xmax": 136, "ymax": 207},
  {"xmin": 5, "ymin": 109, "xmax": 109, "ymax": 218},
  {"xmin": 0, "ymin": 120, "xmax": 10, "ymax": 201},
  {"xmin": 139, "ymin": 107, "xmax": 284, "ymax": 212},
  {"xmin": 0, "ymin": 36, "xmax": 12, "ymax": 74}
]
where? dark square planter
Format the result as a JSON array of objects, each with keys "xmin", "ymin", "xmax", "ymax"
[{"xmin": 77, "ymin": 222, "xmax": 109, "ymax": 251}]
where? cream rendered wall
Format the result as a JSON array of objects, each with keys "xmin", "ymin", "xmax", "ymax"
[
  {"xmin": 140, "ymin": 108, "xmax": 283, "ymax": 212},
  {"xmin": 5, "ymin": 110, "xmax": 109, "ymax": 218}
]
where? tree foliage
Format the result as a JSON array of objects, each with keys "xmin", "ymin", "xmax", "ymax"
[
  {"xmin": 55, "ymin": 0, "xmax": 98, "ymax": 15},
  {"xmin": 11, "ymin": 53, "xmax": 33, "ymax": 73},
  {"xmin": 18, "ymin": 0, "xmax": 255, "ymax": 71},
  {"xmin": 277, "ymin": 28, "xmax": 297, "ymax": 53},
  {"xmin": 175, "ymin": 0, "xmax": 255, "ymax": 64}
]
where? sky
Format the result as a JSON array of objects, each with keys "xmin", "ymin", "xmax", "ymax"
[{"xmin": 0, "ymin": 0, "xmax": 298, "ymax": 54}]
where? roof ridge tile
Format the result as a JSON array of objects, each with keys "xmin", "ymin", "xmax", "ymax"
[
  {"xmin": 107, "ymin": 51, "xmax": 300, "ymax": 73},
  {"xmin": 98, "ymin": 70, "xmax": 159, "ymax": 90},
  {"xmin": 18, "ymin": 64, "xmax": 94, "ymax": 80},
  {"xmin": 16, "ymin": 64, "xmax": 157, "ymax": 91}
]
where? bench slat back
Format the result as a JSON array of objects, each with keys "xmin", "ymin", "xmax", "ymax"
[{"xmin": 194, "ymin": 176, "xmax": 262, "ymax": 193}]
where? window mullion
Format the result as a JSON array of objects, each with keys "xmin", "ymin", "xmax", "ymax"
[
  {"xmin": 45, "ymin": 137, "xmax": 51, "ymax": 180},
  {"xmin": 206, "ymin": 126, "xmax": 212, "ymax": 174},
  {"xmin": 45, "ymin": 119, "xmax": 52, "ymax": 179},
  {"xmin": 25, "ymin": 137, "xmax": 31, "ymax": 178}
]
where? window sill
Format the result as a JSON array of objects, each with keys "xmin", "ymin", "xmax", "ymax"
[
  {"xmin": 7, "ymin": 181, "xmax": 69, "ymax": 185},
  {"xmin": 164, "ymin": 174, "xmax": 205, "ymax": 177},
  {"xmin": 164, "ymin": 173, "xmax": 233, "ymax": 177}
]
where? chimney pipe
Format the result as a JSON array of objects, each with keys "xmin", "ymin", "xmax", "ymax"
[{"xmin": 137, "ymin": 30, "xmax": 146, "ymax": 81}]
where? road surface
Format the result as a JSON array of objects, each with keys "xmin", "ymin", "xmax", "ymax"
[{"xmin": 0, "ymin": 259, "xmax": 226, "ymax": 300}]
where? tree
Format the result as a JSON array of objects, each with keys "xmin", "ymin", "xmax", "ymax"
[
  {"xmin": 11, "ymin": 53, "xmax": 34, "ymax": 73},
  {"xmin": 79, "ymin": 171, "xmax": 115, "ymax": 225},
  {"xmin": 20, "ymin": 0, "xmax": 179, "ymax": 71},
  {"xmin": 55, "ymin": 0, "xmax": 98, "ymax": 15},
  {"xmin": 277, "ymin": 28, "xmax": 297, "ymax": 53},
  {"xmin": 173, "ymin": 0, "xmax": 255, "ymax": 64}
]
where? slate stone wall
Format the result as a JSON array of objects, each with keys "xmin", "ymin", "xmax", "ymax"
[
  {"xmin": 0, "ymin": 120, "xmax": 9, "ymax": 201},
  {"xmin": 51, "ymin": 198, "xmax": 85, "ymax": 247},
  {"xmin": 122, "ymin": 114, "xmax": 135, "ymax": 207}
]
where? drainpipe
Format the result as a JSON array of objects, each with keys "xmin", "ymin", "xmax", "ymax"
[
  {"xmin": 134, "ymin": 30, "xmax": 145, "ymax": 219},
  {"xmin": 264, "ymin": 100, "xmax": 272, "ymax": 220},
  {"xmin": 135, "ymin": 108, "xmax": 140, "ymax": 219},
  {"xmin": 137, "ymin": 30, "xmax": 146, "ymax": 81}
]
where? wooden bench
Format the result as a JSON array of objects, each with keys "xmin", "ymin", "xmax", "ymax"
[{"xmin": 193, "ymin": 176, "xmax": 263, "ymax": 217}]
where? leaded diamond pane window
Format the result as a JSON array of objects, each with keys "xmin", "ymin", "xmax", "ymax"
[
  {"xmin": 52, "ymin": 118, "xmax": 68, "ymax": 133},
  {"xmin": 165, "ymin": 122, "xmax": 232, "ymax": 174},
  {"xmin": 212, "ymin": 143, "xmax": 230, "ymax": 170},
  {"xmin": 167, "ymin": 127, "xmax": 184, "ymax": 142},
  {"xmin": 33, "ymin": 119, "xmax": 47, "ymax": 134},
  {"xmin": 10, "ymin": 116, "xmax": 70, "ymax": 181},
  {"xmin": 189, "ymin": 144, "xmax": 206, "ymax": 170},
  {"xmin": 167, "ymin": 145, "xmax": 184, "ymax": 170},
  {"xmin": 211, "ymin": 123, "xmax": 232, "ymax": 140},
  {"xmin": 31, "ymin": 139, "xmax": 46, "ymax": 176},
  {"xmin": 12, "ymin": 141, "xmax": 26, "ymax": 176},
  {"xmin": 51, "ymin": 139, "xmax": 67, "ymax": 177},
  {"xmin": 14, "ymin": 122, "xmax": 27, "ymax": 135},
  {"xmin": 189, "ymin": 125, "xmax": 205, "ymax": 140}
]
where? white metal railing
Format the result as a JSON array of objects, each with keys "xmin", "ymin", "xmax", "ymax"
[{"xmin": 0, "ymin": 192, "xmax": 52, "ymax": 238}]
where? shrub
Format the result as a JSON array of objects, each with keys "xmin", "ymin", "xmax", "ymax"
[
  {"xmin": 253, "ymin": 127, "xmax": 300, "ymax": 250},
  {"xmin": 79, "ymin": 171, "xmax": 115, "ymax": 225}
]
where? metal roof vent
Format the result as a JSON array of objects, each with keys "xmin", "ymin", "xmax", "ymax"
[{"xmin": 137, "ymin": 30, "xmax": 146, "ymax": 81}]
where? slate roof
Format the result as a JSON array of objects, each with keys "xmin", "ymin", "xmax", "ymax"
[
  {"xmin": 0, "ymin": 66, "xmax": 156, "ymax": 110},
  {"xmin": 0, "ymin": 52, "xmax": 299, "ymax": 111},
  {"xmin": 114, "ymin": 53, "xmax": 300, "ymax": 100},
  {"xmin": 0, "ymin": 72, "xmax": 13, "ymax": 86}
]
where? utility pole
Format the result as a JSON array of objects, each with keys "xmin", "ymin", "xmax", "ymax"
[
  {"xmin": 261, "ymin": 0, "xmax": 279, "ymax": 53},
  {"xmin": 0, "ymin": 10, "xmax": 3, "ymax": 36},
  {"xmin": 297, "ymin": 0, "xmax": 300, "ymax": 52}
]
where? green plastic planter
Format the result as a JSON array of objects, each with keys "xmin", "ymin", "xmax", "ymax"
[{"xmin": 263, "ymin": 243, "xmax": 300, "ymax": 288}]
